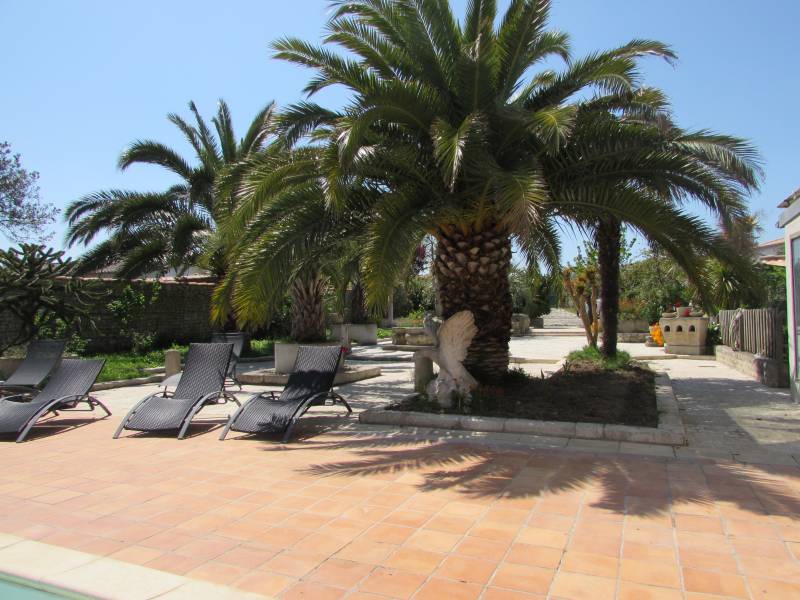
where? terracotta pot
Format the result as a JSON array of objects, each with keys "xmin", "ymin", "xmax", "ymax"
[{"xmin": 677, "ymin": 307, "xmax": 692, "ymax": 317}]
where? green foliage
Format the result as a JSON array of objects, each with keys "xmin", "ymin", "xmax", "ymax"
[
  {"xmin": 706, "ymin": 320, "xmax": 722, "ymax": 346},
  {"xmin": 65, "ymin": 100, "xmax": 276, "ymax": 278},
  {"xmin": 106, "ymin": 283, "xmax": 161, "ymax": 353},
  {"xmin": 566, "ymin": 345, "xmax": 632, "ymax": 370},
  {"xmin": 0, "ymin": 141, "xmax": 58, "ymax": 242},
  {"xmin": 509, "ymin": 265, "xmax": 552, "ymax": 320},
  {"xmin": 244, "ymin": 338, "xmax": 276, "ymax": 358},
  {"xmin": 0, "ymin": 244, "xmax": 104, "ymax": 353},
  {"xmin": 619, "ymin": 249, "xmax": 692, "ymax": 323},
  {"xmin": 393, "ymin": 276, "xmax": 435, "ymax": 318},
  {"xmin": 376, "ymin": 327, "xmax": 393, "ymax": 339}
]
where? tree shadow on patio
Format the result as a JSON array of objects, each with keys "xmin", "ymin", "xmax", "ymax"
[{"xmin": 278, "ymin": 431, "xmax": 800, "ymax": 519}]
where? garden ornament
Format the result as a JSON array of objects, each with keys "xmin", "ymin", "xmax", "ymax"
[{"xmin": 419, "ymin": 310, "xmax": 478, "ymax": 407}]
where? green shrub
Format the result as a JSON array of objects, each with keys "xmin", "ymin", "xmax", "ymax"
[{"xmin": 566, "ymin": 346, "xmax": 632, "ymax": 370}]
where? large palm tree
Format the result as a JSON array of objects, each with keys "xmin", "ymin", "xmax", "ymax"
[
  {"xmin": 542, "ymin": 100, "xmax": 762, "ymax": 355},
  {"xmin": 65, "ymin": 100, "xmax": 275, "ymax": 278},
  {"xmin": 270, "ymin": 0, "xmax": 689, "ymax": 381}
]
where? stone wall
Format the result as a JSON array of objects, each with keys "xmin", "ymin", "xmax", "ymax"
[
  {"xmin": 714, "ymin": 345, "xmax": 789, "ymax": 388},
  {"xmin": 0, "ymin": 279, "xmax": 216, "ymax": 354}
]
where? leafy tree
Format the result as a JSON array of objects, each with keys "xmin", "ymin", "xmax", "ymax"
[
  {"xmin": 0, "ymin": 244, "xmax": 103, "ymax": 353},
  {"xmin": 0, "ymin": 142, "xmax": 57, "ymax": 242},
  {"xmin": 65, "ymin": 100, "xmax": 275, "ymax": 278}
]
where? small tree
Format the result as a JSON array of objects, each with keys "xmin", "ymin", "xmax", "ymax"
[
  {"xmin": 0, "ymin": 244, "xmax": 102, "ymax": 352},
  {"xmin": 562, "ymin": 266, "xmax": 600, "ymax": 348},
  {"xmin": 0, "ymin": 142, "xmax": 57, "ymax": 242}
]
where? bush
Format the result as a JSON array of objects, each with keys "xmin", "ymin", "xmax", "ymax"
[
  {"xmin": 566, "ymin": 346, "xmax": 632, "ymax": 370},
  {"xmin": 509, "ymin": 266, "xmax": 552, "ymax": 320}
]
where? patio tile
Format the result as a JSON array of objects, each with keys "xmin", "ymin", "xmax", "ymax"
[
  {"xmin": 748, "ymin": 577, "xmax": 800, "ymax": 600},
  {"xmin": 363, "ymin": 523, "xmax": 415, "ymax": 544},
  {"xmin": 383, "ymin": 547, "xmax": 445, "ymax": 574},
  {"xmin": 561, "ymin": 551, "xmax": 618, "ymax": 578},
  {"xmin": 454, "ymin": 536, "xmax": 510, "ymax": 560},
  {"xmin": 282, "ymin": 580, "xmax": 347, "ymax": 599},
  {"xmin": 307, "ymin": 558, "xmax": 372, "ymax": 588},
  {"xmin": 263, "ymin": 550, "xmax": 325, "ymax": 577},
  {"xmin": 550, "ymin": 571, "xmax": 616, "ymax": 600},
  {"xmin": 678, "ymin": 548, "xmax": 739, "ymax": 573},
  {"xmin": 335, "ymin": 538, "xmax": 396, "ymax": 564},
  {"xmin": 358, "ymin": 566, "xmax": 426, "ymax": 598},
  {"xmin": 406, "ymin": 528, "xmax": 461, "ymax": 552},
  {"xmin": 414, "ymin": 577, "xmax": 482, "ymax": 600},
  {"xmin": 233, "ymin": 570, "xmax": 295, "ymax": 596},
  {"xmin": 109, "ymin": 545, "xmax": 165, "ymax": 565},
  {"xmin": 491, "ymin": 563, "xmax": 553, "ymax": 595},
  {"xmin": 435, "ymin": 555, "xmax": 498, "ymax": 584},
  {"xmin": 506, "ymin": 543, "xmax": 563, "ymax": 569},
  {"xmin": 146, "ymin": 552, "xmax": 210, "ymax": 575},
  {"xmin": 618, "ymin": 581, "xmax": 684, "ymax": 600},
  {"xmin": 482, "ymin": 589, "xmax": 544, "ymax": 599},
  {"xmin": 682, "ymin": 568, "xmax": 749, "ymax": 598},
  {"xmin": 216, "ymin": 544, "xmax": 275, "ymax": 569},
  {"xmin": 674, "ymin": 514, "xmax": 725, "ymax": 535},
  {"xmin": 620, "ymin": 558, "xmax": 681, "ymax": 589},
  {"xmin": 187, "ymin": 561, "xmax": 250, "ymax": 585},
  {"xmin": 516, "ymin": 526, "xmax": 568, "ymax": 549}
]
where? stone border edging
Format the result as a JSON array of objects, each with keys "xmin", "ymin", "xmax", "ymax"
[
  {"xmin": 360, "ymin": 373, "xmax": 686, "ymax": 446},
  {"xmin": 0, "ymin": 535, "xmax": 269, "ymax": 600}
]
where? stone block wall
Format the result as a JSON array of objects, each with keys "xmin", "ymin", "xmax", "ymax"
[{"xmin": 0, "ymin": 279, "xmax": 216, "ymax": 354}]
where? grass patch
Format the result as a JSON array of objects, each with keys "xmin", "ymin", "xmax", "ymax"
[
  {"xmin": 566, "ymin": 345, "xmax": 632, "ymax": 370},
  {"xmin": 244, "ymin": 338, "xmax": 275, "ymax": 357},
  {"xmin": 377, "ymin": 327, "xmax": 393, "ymax": 339},
  {"xmin": 87, "ymin": 347, "xmax": 188, "ymax": 383}
]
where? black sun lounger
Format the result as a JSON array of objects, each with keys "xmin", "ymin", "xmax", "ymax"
[
  {"xmin": 114, "ymin": 343, "xmax": 237, "ymax": 439},
  {"xmin": 0, "ymin": 358, "xmax": 107, "ymax": 443},
  {"xmin": 219, "ymin": 345, "xmax": 350, "ymax": 443},
  {"xmin": 160, "ymin": 332, "xmax": 245, "ymax": 392},
  {"xmin": 0, "ymin": 339, "xmax": 66, "ymax": 397}
]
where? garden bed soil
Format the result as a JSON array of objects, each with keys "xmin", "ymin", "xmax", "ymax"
[{"xmin": 390, "ymin": 360, "xmax": 658, "ymax": 428}]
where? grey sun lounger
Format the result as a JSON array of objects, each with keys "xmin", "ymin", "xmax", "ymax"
[
  {"xmin": 219, "ymin": 345, "xmax": 350, "ymax": 443},
  {"xmin": 114, "ymin": 342, "xmax": 238, "ymax": 439},
  {"xmin": 0, "ymin": 339, "xmax": 66, "ymax": 397},
  {"xmin": 160, "ymin": 332, "xmax": 245, "ymax": 391},
  {"xmin": 0, "ymin": 358, "xmax": 107, "ymax": 443}
]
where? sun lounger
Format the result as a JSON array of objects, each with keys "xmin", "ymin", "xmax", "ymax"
[
  {"xmin": 219, "ymin": 345, "xmax": 349, "ymax": 442},
  {"xmin": 0, "ymin": 358, "xmax": 107, "ymax": 442},
  {"xmin": 0, "ymin": 339, "xmax": 66, "ymax": 397},
  {"xmin": 114, "ymin": 343, "xmax": 237, "ymax": 439}
]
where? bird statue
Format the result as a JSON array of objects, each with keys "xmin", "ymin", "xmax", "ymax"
[{"xmin": 419, "ymin": 310, "xmax": 479, "ymax": 407}]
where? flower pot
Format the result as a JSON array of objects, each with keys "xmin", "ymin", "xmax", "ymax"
[
  {"xmin": 676, "ymin": 307, "xmax": 692, "ymax": 317},
  {"xmin": 330, "ymin": 323, "xmax": 378, "ymax": 345},
  {"xmin": 274, "ymin": 340, "xmax": 343, "ymax": 374}
]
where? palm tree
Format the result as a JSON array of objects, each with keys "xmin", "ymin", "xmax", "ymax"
[
  {"xmin": 210, "ymin": 146, "xmax": 373, "ymax": 341},
  {"xmin": 270, "ymin": 0, "xmax": 687, "ymax": 381},
  {"xmin": 65, "ymin": 100, "xmax": 275, "ymax": 278},
  {"xmin": 541, "ymin": 101, "xmax": 761, "ymax": 355}
]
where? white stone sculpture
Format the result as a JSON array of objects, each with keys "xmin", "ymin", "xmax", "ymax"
[{"xmin": 419, "ymin": 310, "xmax": 478, "ymax": 407}]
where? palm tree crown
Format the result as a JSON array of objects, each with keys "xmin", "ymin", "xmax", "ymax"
[{"xmin": 65, "ymin": 100, "xmax": 275, "ymax": 278}]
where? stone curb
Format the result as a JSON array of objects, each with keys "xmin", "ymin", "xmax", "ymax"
[
  {"xmin": 360, "ymin": 373, "xmax": 686, "ymax": 446},
  {"xmin": 91, "ymin": 375, "xmax": 164, "ymax": 391},
  {"xmin": 239, "ymin": 365, "xmax": 381, "ymax": 385}
]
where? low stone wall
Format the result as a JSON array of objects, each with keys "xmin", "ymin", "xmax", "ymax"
[{"xmin": 714, "ymin": 345, "xmax": 789, "ymax": 388}]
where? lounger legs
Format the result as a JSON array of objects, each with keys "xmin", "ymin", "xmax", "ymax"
[{"xmin": 16, "ymin": 396, "xmax": 112, "ymax": 443}]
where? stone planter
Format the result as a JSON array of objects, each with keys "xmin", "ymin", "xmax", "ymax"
[
  {"xmin": 274, "ymin": 341, "xmax": 343, "ymax": 374},
  {"xmin": 391, "ymin": 327, "xmax": 434, "ymax": 346},
  {"xmin": 659, "ymin": 316, "xmax": 710, "ymax": 355},
  {"xmin": 618, "ymin": 318, "xmax": 649, "ymax": 333},
  {"xmin": 511, "ymin": 313, "xmax": 531, "ymax": 336},
  {"xmin": 532, "ymin": 317, "xmax": 544, "ymax": 329},
  {"xmin": 330, "ymin": 323, "xmax": 378, "ymax": 345}
]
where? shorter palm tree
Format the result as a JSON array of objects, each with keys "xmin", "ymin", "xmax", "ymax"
[{"xmin": 65, "ymin": 100, "xmax": 275, "ymax": 278}]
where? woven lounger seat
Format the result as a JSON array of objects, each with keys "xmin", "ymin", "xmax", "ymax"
[
  {"xmin": 220, "ymin": 345, "xmax": 350, "ymax": 443},
  {"xmin": 0, "ymin": 339, "xmax": 66, "ymax": 397}
]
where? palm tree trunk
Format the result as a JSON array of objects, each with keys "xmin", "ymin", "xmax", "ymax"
[
  {"xmin": 434, "ymin": 223, "xmax": 512, "ymax": 382},
  {"xmin": 290, "ymin": 270, "xmax": 327, "ymax": 342},
  {"xmin": 597, "ymin": 216, "xmax": 622, "ymax": 357}
]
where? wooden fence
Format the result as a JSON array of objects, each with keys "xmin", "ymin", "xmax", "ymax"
[{"xmin": 717, "ymin": 308, "xmax": 785, "ymax": 360}]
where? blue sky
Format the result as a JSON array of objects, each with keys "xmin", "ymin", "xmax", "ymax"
[{"xmin": 2, "ymin": 0, "xmax": 798, "ymax": 261}]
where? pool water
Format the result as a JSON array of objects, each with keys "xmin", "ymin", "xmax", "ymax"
[{"xmin": 0, "ymin": 578, "xmax": 73, "ymax": 599}]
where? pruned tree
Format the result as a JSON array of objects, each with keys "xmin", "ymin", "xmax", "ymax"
[{"xmin": 0, "ymin": 142, "xmax": 57, "ymax": 242}]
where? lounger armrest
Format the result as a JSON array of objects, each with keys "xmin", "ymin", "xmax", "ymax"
[{"xmin": 198, "ymin": 390, "xmax": 226, "ymax": 405}]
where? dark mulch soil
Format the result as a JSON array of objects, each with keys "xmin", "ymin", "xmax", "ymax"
[{"xmin": 390, "ymin": 360, "xmax": 658, "ymax": 428}]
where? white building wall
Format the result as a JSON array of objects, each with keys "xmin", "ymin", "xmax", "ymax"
[{"xmin": 784, "ymin": 218, "xmax": 800, "ymax": 401}]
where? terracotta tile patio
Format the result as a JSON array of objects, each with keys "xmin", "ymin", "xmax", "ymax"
[{"xmin": 2, "ymin": 407, "xmax": 800, "ymax": 599}]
